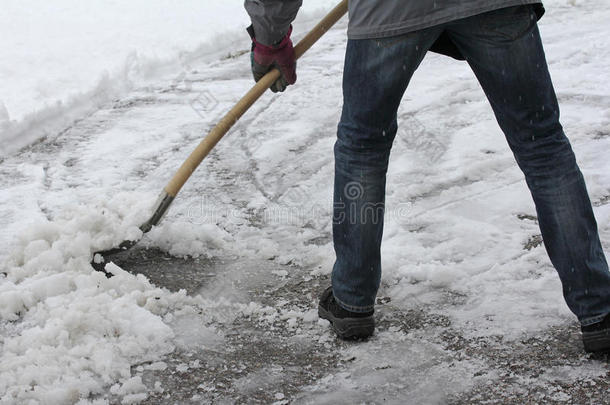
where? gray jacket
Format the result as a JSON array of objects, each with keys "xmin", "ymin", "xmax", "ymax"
[
  {"xmin": 348, "ymin": 0, "xmax": 543, "ymax": 39},
  {"xmin": 245, "ymin": 1, "xmax": 544, "ymax": 54}
]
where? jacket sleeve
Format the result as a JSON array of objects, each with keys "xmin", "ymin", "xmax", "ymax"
[{"xmin": 244, "ymin": 0, "xmax": 303, "ymax": 46}]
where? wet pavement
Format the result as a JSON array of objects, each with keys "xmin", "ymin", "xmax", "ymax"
[
  {"xmin": 101, "ymin": 248, "xmax": 610, "ymax": 404},
  {"xmin": 106, "ymin": 248, "xmax": 344, "ymax": 404}
]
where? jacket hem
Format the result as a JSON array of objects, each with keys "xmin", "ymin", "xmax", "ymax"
[{"xmin": 347, "ymin": 0, "xmax": 543, "ymax": 40}]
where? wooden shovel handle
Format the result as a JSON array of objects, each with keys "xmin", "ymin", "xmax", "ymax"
[{"xmin": 163, "ymin": 0, "xmax": 348, "ymax": 198}]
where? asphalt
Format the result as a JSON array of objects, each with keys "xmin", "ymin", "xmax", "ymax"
[{"xmin": 102, "ymin": 248, "xmax": 609, "ymax": 404}]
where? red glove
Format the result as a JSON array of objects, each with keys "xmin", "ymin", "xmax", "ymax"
[{"xmin": 248, "ymin": 26, "xmax": 297, "ymax": 93}]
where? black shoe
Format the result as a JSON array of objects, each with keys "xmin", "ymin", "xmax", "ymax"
[
  {"xmin": 318, "ymin": 286, "xmax": 375, "ymax": 340},
  {"xmin": 582, "ymin": 314, "xmax": 610, "ymax": 353}
]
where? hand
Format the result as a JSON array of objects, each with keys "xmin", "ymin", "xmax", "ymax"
[{"xmin": 249, "ymin": 26, "xmax": 297, "ymax": 93}]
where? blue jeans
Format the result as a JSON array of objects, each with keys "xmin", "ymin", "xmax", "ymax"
[{"xmin": 332, "ymin": 5, "xmax": 610, "ymax": 326}]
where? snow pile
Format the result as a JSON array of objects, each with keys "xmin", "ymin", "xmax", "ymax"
[
  {"xmin": 146, "ymin": 221, "xmax": 231, "ymax": 259},
  {"xmin": 0, "ymin": 267, "xmax": 174, "ymax": 403},
  {"xmin": 0, "ymin": 193, "xmax": 253, "ymax": 404}
]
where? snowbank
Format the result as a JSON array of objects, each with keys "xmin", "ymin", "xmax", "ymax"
[{"xmin": 0, "ymin": 0, "xmax": 332, "ymax": 157}]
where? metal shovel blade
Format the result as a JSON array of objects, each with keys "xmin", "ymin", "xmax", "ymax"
[{"xmin": 90, "ymin": 192, "xmax": 174, "ymax": 276}]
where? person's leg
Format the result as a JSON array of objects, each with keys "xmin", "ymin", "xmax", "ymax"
[
  {"xmin": 446, "ymin": 6, "xmax": 610, "ymax": 325},
  {"xmin": 332, "ymin": 28, "xmax": 443, "ymax": 313}
]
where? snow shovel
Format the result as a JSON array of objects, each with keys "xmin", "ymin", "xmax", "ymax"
[{"xmin": 92, "ymin": 0, "xmax": 348, "ymax": 275}]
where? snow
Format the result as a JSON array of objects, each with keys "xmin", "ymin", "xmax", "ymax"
[
  {"xmin": 1, "ymin": 0, "xmax": 610, "ymax": 403},
  {"xmin": 0, "ymin": 0, "xmax": 332, "ymax": 157},
  {"xmin": 0, "ymin": 194, "xmax": 275, "ymax": 402}
]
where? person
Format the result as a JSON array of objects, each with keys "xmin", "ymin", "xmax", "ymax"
[{"xmin": 243, "ymin": 0, "xmax": 610, "ymax": 352}]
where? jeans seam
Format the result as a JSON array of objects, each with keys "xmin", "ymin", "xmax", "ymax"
[
  {"xmin": 581, "ymin": 313, "xmax": 608, "ymax": 327},
  {"xmin": 333, "ymin": 291, "xmax": 375, "ymax": 313}
]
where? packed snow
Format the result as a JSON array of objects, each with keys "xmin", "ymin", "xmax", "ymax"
[{"xmin": 1, "ymin": 0, "xmax": 609, "ymax": 403}]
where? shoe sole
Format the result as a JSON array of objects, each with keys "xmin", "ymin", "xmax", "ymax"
[
  {"xmin": 583, "ymin": 330, "xmax": 610, "ymax": 353},
  {"xmin": 318, "ymin": 305, "xmax": 375, "ymax": 340}
]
